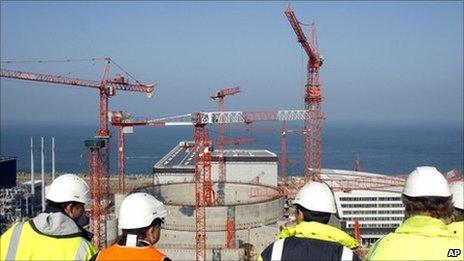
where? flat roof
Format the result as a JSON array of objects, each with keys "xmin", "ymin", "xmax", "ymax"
[{"xmin": 153, "ymin": 141, "xmax": 277, "ymax": 173}]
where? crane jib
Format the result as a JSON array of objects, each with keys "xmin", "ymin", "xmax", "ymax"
[{"xmin": 0, "ymin": 69, "xmax": 154, "ymax": 93}]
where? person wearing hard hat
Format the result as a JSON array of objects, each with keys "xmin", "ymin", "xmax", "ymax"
[
  {"xmin": 0, "ymin": 174, "xmax": 97, "ymax": 260},
  {"xmin": 95, "ymin": 192, "xmax": 171, "ymax": 261},
  {"xmin": 366, "ymin": 166, "xmax": 464, "ymax": 260},
  {"xmin": 448, "ymin": 181, "xmax": 464, "ymax": 239},
  {"xmin": 260, "ymin": 182, "xmax": 360, "ymax": 261}
]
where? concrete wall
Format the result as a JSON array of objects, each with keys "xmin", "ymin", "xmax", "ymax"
[
  {"xmin": 158, "ymin": 247, "xmax": 244, "ymax": 261},
  {"xmin": 139, "ymin": 183, "xmax": 282, "ymax": 232},
  {"xmin": 105, "ymin": 216, "xmax": 119, "ymax": 246},
  {"xmin": 162, "ymin": 197, "xmax": 283, "ymax": 232},
  {"xmin": 138, "ymin": 182, "xmax": 283, "ymax": 253},
  {"xmin": 141, "ymin": 183, "xmax": 280, "ymax": 205},
  {"xmin": 158, "ymin": 224, "xmax": 279, "ymax": 260},
  {"xmin": 211, "ymin": 162, "xmax": 278, "ymax": 187},
  {"xmin": 154, "ymin": 161, "xmax": 278, "ymax": 187},
  {"xmin": 154, "ymin": 173, "xmax": 194, "ymax": 185}
]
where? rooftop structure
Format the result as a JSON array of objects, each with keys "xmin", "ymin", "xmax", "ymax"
[
  {"xmin": 153, "ymin": 141, "xmax": 278, "ymax": 186},
  {"xmin": 323, "ymin": 169, "xmax": 404, "ymax": 246},
  {"xmin": 0, "ymin": 180, "xmax": 41, "ymax": 233}
]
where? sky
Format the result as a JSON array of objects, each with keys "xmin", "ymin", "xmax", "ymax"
[{"xmin": 1, "ymin": 1, "xmax": 463, "ymax": 127}]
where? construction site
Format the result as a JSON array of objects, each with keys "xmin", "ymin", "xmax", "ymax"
[{"xmin": 1, "ymin": 4, "xmax": 462, "ymax": 261}]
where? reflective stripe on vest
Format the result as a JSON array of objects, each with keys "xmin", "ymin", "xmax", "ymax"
[
  {"xmin": 6, "ymin": 222, "xmax": 24, "ymax": 260},
  {"xmin": 341, "ymin": 246, "xmax": 353, "ymax": 261},
  {"xmin": 95, "ymin": 244, "xmax": 167, "ymax": 260},
  {"xmin": 75, "ymin": 239, "xmax": 90, "ymax": 260},
  {"xmin": 270, "ymin": 239, "xmax": 285, "ymax": 261}
]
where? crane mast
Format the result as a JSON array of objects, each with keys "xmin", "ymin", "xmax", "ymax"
[
  {"xmin": 192, "ymin": 113, "xmax": 212, "ymax": 261},
  {"xmin": 285, "ymin": 4, "xmax": 324, "ymax": 182},
  {"xmin": 0, "ymin": 58, "xmax": 154, "ymax": 248},
  {"xmin": 210, "ymin": 86, "xmax": 240, "ymax": 186},
  {"xmin": 110, "ymin": 109, "xmax": 308, "ymax": 260}
]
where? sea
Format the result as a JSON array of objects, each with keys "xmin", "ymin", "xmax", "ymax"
[{"xmin": 1, "ymin": 122, "xmax": 462, "ymax": 176}]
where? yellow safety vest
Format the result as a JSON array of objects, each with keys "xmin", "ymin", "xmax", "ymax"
[
  {"xmin": 448, "ymin": 221, "xmax": 463, "ymax": 239},
  {"xmin": 278, "ymin": 221, "xmax": 360, "ymax": 249},
  {"xmin": 259, "ymin": 221, "xmax": 359, "ymax": 261},
  {"xmin": 0, "ymin": 221, "xmax": 97, "ymax": 261},
  {"xmin": 366, "ymin": 215, "xmax": 464, "ymax": 260}
]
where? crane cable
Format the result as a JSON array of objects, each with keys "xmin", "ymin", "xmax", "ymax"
[
  {"xmin": 1, "ymin": 57, "xmax": 147, "ymax": 86},
  {"xmin": 0, "ymin": 58, "xmax": 105, "ymax": 64},
  {"xmin": 110, "ymin": 59, "xmax": 144, "ymax": 86}
]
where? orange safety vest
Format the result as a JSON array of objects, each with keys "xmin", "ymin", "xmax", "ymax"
[{"xmin": 96, "ymin": 243, "xmax": 167, "ymax": 261}]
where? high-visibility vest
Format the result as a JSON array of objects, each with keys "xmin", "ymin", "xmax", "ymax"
[
  {"xmin": 366, "ymin": 216, "xmax": 464, "ymax": 260},
  {"xmin": 448, "ymin": 221, "xmax": 463, "ymax": 239},
  {"xmin": 96, "ymin": 243, "xmax": 167, "ymax": 261},
  {"xmin": 260, "ymin": 221, "xmax": 360, "ymax": 261},
  {"xmin": 0, "ymin": 221, "xmax": 97, "ymax": 261},
  {"xmin": 278, "ymin": 221, "xmax": 360, "ymax": 249}
]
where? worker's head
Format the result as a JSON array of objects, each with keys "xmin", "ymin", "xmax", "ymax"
[
  {"xmin": 242, "ymin": 243, "xmax": 257, "ymax": 261},
  {"xmin": 402, "ymin": 166, "xmax": 454, "ymax": 220},
  {"xmin": 449, "ymin": 181, "xmax": 464, "ymax": 222},
  {"xmin": 293, "ymin": 182, "xmax": 336, "ymax": 224},
  {"xmin": 45, "ymin": 174, "xmax": 90, "ymax": 221},
  {"xmin": 118, "ymin": 193, "xmax": 169, "ymax": 246}
]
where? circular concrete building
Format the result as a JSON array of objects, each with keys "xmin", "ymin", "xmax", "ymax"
[{"xmin": 136, "ymin": 182, "xmax": 284, "ymax": 260}]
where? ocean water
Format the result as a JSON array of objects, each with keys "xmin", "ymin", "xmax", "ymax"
[{"xmin": 1, "ymin": 122, "xmax": 462, "ymax": 176}]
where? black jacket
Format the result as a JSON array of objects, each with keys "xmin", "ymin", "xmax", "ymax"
[{"xmin": 261, "ymin": 236, "xmax": 361, "ymax": 261}]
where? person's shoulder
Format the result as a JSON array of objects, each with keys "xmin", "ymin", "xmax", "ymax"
[
  {"xmin": 286, "ymin": 235, "xmax": 345, "ymax": 248},
  {"xmin": 260, "ymin": 239, "xmax": 279, "ymax": 261}
]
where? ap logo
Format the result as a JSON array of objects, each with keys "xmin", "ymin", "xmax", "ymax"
[{"xmin": 447, "ymin": 249, "xmax": 461, "ymax": 258}]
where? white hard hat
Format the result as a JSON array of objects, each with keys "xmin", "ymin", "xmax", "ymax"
[
  {"xmin": 118, "ymin": 193, "xmax": 169, "ymax": 229},
  {"xmin": 46, "ymin": 174, "xmax": 90, "ymax": 204},
  {"xmin": 449, "ymin": 181, "xmax": 464, "ymax": 210},
  {"xmin": 403, "ymin": 166, "xmax": 451, "ymax": 197},
  {"xmin": 293, "ymin": 182, "xmax": 336, "ymax": 214}
]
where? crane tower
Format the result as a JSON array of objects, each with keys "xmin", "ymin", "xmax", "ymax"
[
  {"xmin": 285, "ymin": 5, "xmax": 324, "ymax": 181},
  {"xmin": 0, "ymin": 58, "xmax": 154, "ymax": 248}
]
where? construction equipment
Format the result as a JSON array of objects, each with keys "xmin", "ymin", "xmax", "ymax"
[
  {"xmin": 354, "ymin": 153, "xmax": 361, "ymax": 172},
  {"xmin": 108, "ymin": 111, "xmax": 154, "ymax": 194},
  {"xmin": 353, "ymin": 218, "xmax": 362, "ymax": 243},
  {"xmin": 1, "ymin": 58, "xmax": 154, "ymax": 248},
  {"xmin": 192, "ymin": 113, "xmax": 212, "ymax": 261},
  {"xmin": 280, "ymin": 122, "xmax": 305, "ymax": 185},
  {"xmin": 85, "ymin": 139, "xmax": 105, "ymax": 248},
  {"xmin": 353, "ymin": 218, "xmax": 365, "ymax": 256},
  {"xmin": 210, "ymin": 87, "xmax": 240, "ymax": 182},
  {"xmin": 111, "ymin": 109, "xmax": 308, "ymax": 260},
  {"xmin": 211, "ymin": 87, "xmax": 242, "ymax": 249},
  {"xmin": 285, "ymin": 4, "xmax": 324, "ymax": 182},
  {"xmin": 211, "ymin": 87, "xmax": 240, "ymax": 208},
  {"xmin": 109, "ymin": 111, "xmax": 254, "ymax": 195}
]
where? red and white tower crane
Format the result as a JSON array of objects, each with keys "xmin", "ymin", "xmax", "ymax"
[
  {"xmin": 354, "ymin": 152, "xmax": 362, "ymax": 172},
  {"xmin": 151, "ymin": 109, "xmax": 307, "ymax": 260},
  {"xmin": 109, "ymin": 110, "xmax": 253, "ymax": 195},
  {"xmin": 210, "ymin": 87, "xmax": 240, "ymax": 187},
  {"xmin": 111, "ymin": 109, "xmax": 308, "ymax": 260},
  {"xmin": 0, "ymin": 58, "xmax": 154, "ymax": 248},
  {"xmin": 285, "ymin": 5, "xmax": 324, "ymax": 182},
  {"xmin": 279, "ymin": 122, "xmax": 305, "ymax": 186},
  {"xmin": 109, "ymin": 111, "xmax": 165, "ymax": 194}
]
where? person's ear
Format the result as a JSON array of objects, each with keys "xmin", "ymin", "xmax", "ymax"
[
  {"xmin": 63, "ymin": 202, "xmax": 74, "ymax": 215},
  {"xmin": 148, "ymin": 226, "xmax": 156, "ymax": 235}
]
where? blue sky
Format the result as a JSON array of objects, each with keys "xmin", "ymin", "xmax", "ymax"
[{"xmin": 1, "ymin": 1, "xmax": 462, "ymax": 127}]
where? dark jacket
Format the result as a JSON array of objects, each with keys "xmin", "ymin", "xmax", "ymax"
[
  {"xmin": 261, "ymin": 237, "xmax": 360, "ymax": 261},
  {"xmin": 261, "ymin": 221, "xmax": 360, "ymax": 261}
]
